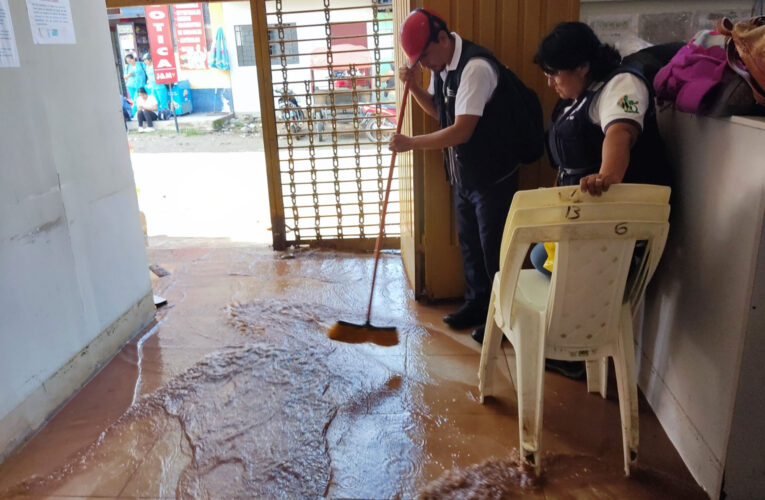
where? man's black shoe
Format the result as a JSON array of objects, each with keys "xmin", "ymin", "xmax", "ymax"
[
  {"xmin": 545, "ymin": 359, "xmax": 586, "ymax": 380},
  {"xmin": 443, "ymin": 302, "xmax": 487, "ymax": 330},
  {"xmin": 471, "ymin": 325, "xmax": 485, "ymax": 344}
]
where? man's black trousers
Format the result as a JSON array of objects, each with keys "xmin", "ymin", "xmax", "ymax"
[
  {"xmin": 453, "ymin": 173, "xmax": 517, "ymax": 311},
  {"xmin": 137, "ymin": 109, "xmax": 158, "ymax": 128}
]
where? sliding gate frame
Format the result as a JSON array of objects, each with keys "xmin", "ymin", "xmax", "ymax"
[{"xmin": 252, "ymin": 0, "xmax": 402, "ymax": 251}]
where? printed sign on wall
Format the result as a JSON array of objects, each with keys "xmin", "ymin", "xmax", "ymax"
[
  {"xmin": 25, "ymin": 0, "xmax": 75, "ymax": 44},
  {"xmin": 145, "ymin": 5, "xmax": 177, "ymax": 84},
  {"xmin": 0, "ymin": 0, "xmax": 20, "ymax": 67},
  {"xmin": 172, "ymin": 3, "xmax": 207, "ymax": 70}
]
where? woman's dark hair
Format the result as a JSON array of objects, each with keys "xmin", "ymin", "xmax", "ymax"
[
  {"xmin": 124, "ymin": 54, "xmax": 135, "ymax": 64},
  {"xmin": 533, "ymin": 22, "xmax": 621, "ymax": 81}
]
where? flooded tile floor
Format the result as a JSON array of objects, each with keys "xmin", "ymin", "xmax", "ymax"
[{"xmin": 0, "ymin": 239, "xmax": 706, "ymax": 499}]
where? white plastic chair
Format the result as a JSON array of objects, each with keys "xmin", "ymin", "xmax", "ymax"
[
  {"xmin": 477, "ymin": 185, "xmax": 671, "ymax": 477},
  {"xmin": 500, "ymin": 184, "xmax": 670, "ymax": 259}
]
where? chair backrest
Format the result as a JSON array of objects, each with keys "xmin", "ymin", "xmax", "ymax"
[
  {"xmin": 498, "ymin": 220, "xmax": 668, "ymax": 354},
  {"xmin": 511, "ymin": 184, "xmax": 671, "ymax": 208},
  {"xmin": 546, "ymin": 235, "xmax": 636, "ymax": 352},
  {"xmin": 500, "ymin": 185, "xmax": 671, "ymax": 260},
  {"xmin": 495, "ymin": 187, "xmax": 671, "ymax": 354}
]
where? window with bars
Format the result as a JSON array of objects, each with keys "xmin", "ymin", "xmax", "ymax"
[
  {"xmin": 268, "ymin": 23, "xmax": 299, "ymax": 65},
  {"xmin": 234, "ymin": 25, "xmax": 256, "ymax": 66}
]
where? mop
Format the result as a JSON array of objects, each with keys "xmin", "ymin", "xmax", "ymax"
[{"xmin": 328, "ymin": 81, "xmax": 411, "ymax": 347}]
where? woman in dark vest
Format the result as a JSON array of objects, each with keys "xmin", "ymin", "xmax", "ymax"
[
  {"xmin": 530, "ymin": 22, "xmax": 670, "ymax": 378},
  {"xmin": 530, "ymin": 22, "xmax": 669, "ymax": 273}
]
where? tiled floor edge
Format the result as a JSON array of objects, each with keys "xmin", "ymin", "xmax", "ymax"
[{"xmin": 0, "ymin": 291, "xmax": 156, "ymax": 464}]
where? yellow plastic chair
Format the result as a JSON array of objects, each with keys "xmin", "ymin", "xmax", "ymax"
[{"xmin": 477, "ymin": 185, "xmax": 671, "ymax": 477}]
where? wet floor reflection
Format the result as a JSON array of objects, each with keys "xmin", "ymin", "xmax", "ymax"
[
  {"xmin": 3, "ymin": 300, "xmax": 415, "ymax": 498},
  {"xmin": 0, "ymin": 244, "xmax": 706, "ymax": 499}
]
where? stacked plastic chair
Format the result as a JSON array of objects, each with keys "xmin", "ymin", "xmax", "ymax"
[{"xmin": 477, "ymin": 184, "xmax": 671, "ymax": 477}]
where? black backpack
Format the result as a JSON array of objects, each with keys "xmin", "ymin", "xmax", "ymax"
[
  {"xmin": 435, "ymin": 41, "xmax": 546, "ymax": 189},
  {"xmin": 621, "ymin": 42, "xmax": 685, "ymax": 88},
  {"xmin": 501, "ymin": 66, "xmax": 545, "ymax": 164}
]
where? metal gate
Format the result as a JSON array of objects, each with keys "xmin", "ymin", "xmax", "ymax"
[{"xmin": 263, "ymin": 0, "xmax": 399, "ymax": 250}]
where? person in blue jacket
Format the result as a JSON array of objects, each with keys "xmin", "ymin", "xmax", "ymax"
[
  {"xmin": 142, "ymin": 53, "xmax": 156, "ymax": 91},
  {"xmin": 123, "ymin": 54, "xmax": 147, "ymax": 116},
  {"xmin": 141, "ymin": 53, "xmax": 171, "ymax": 116}
]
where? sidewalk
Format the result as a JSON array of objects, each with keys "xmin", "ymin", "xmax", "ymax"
[{"xmin": 127, "ymin": 111, "xmax": 233, "ymax": 133}]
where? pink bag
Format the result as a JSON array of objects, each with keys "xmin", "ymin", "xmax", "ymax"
[{"xmin": 653, "ymin": 30, "xmax": 729, "ymax": 113}]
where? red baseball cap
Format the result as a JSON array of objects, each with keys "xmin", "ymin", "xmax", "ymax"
[{"xmin": 400, "ymin": 9, "xmax": 448, "ymax": 64}]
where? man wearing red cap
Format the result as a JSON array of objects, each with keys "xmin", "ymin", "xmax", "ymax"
[{"xmin": 390, "ymin": 9, "xmax": 530, "ymax": 344}]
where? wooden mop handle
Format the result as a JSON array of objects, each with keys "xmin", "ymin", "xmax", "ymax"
[{"xmin": 366, "ymin": 80, "xmax": 411, "ymax": 324}]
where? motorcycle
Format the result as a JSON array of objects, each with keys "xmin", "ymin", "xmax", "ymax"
[
  {"xmin": 278, "ymin": 91, "xmax": 306, "ymax": 138},
  {"xmin": 278, "ymin": 91, "xmax": 328, "ymax": 141},
  {"xmin": 360, "ymin": 103, "xmax": 397, "ymax": 143}
]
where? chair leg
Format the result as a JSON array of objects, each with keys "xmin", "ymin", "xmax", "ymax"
[
  {"xmin": 478, "ymin": 293, "xmax": 502, "ymax": 402},
  {"xmin": 614, "ymin": 304, "xmax": 639, "ymax": 476},
  {"xmin": 513, "ymin": 308, "xmax": 546, "ymax": 475},
  {"xmin": 586, "ymin": 358, "xmax": 608, "ymax": 399}
]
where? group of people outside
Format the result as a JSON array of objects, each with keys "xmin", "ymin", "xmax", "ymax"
[
  {"xmin": 123, "ymin": 53, "xmax": 164, "ymax": 132},
  {"xmin": 390, "ymin": 10, "xmax": 669, "ymax": 377}
]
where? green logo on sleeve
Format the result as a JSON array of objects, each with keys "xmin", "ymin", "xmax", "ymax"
[{"xmin": 618, "ymin": 95, "xmax": 639, "ymax": 113}]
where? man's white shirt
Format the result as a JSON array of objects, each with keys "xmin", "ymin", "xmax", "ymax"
[{"xmin": 426, "ymin": 33, "xmax": 497, "ymax": 117}]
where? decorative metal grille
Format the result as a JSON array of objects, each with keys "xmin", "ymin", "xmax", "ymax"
[{"xmin": 267, "ymin": 0, "xmax": 399, "ymax": 245}]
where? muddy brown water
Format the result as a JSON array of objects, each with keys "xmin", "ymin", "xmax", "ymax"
[
  {"xmin": 2, "ymin": 300, "xmax": 422, "ymax": 498},
  {"xmin": 420, "ymin": 452, "xmax": 706, "ymax": 499},
  {"xmin": 0, "ymin": 245, "xmax": 708, "ymax": 499}
]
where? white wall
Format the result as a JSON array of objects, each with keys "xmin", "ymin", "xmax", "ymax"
[
  {"xmin": 582, "ymin": 0, "xmax": 753, "ymax": 56},
  {"xmin": 639, "ymin": 112, "xmax": 765, "ymax": 498},
  {"xmin": 223, "ymin": 1, "xmax": 260, "ymax": 113},
  {"xmin": 0, "ymin": 1, "xmax": 153, "ymax": 459},
  {"xmin": 723, "ymin": 215, "xmax": 765, "ymax": 499},
  {"xmin": 269, "ymin": 0, "xmax": 394, "ymax": 103}
]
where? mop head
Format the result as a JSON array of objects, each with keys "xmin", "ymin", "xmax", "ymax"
[{"xmin": 328, "ymin": 320, "xmax": 398, "ymax": 347}]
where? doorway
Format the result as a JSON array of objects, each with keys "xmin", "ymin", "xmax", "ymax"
[{"xmin": 107, "ymin": 2, "xmax": 270, "ymax": 244}]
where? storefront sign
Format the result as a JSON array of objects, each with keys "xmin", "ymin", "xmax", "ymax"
[
  {"xmin": 144, "ymin": 5, "xmax": 177, "ymax": 84},
  {"xmin": 172, "ymin": 3, "xmax": 207, "ymax": 70}
]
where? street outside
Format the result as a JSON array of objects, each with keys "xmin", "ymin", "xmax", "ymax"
[
  {"xmin": 128, "ymin": 120, "xmax": 396, "ymax": 246},
  {"xmin": 129, "ymin": 127, "xmax": 272, "ymax": 244}
]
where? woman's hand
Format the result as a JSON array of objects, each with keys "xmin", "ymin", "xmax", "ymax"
[
  {"xmin": 389, "ymin": 134, "xmax": 413, "ymax": 152},
  {"xmin": 579, "ymin": 172, "xmax": 620, "ymax": 196}
]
